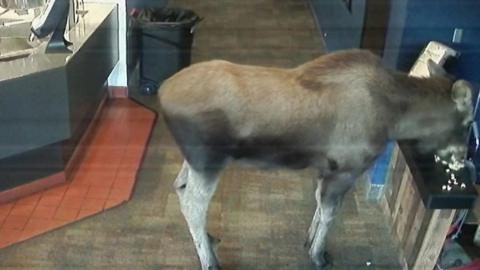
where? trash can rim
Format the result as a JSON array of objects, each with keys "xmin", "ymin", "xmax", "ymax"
[
  {"xmin": 138, "ymin": 19, "xmax": 199, "ymax": 27},
  {"xmin": 135, "ymin": 7, "xmax": 200, "ymax": 23}
]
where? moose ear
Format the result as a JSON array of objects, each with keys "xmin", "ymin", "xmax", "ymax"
[
  {"xmin": 451, "ymin": 79, "xmax": 473, "ymax": 113},
  {"xmin": 427, "ymin": 59, "xmax": 447, "ymax": 77}
]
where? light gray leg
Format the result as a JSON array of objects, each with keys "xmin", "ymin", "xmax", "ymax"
[
  {"xmin": 306, "ymin": 179, "xmax": 322, "ymax": 248},
  {"xmin": 308, "ymin": 172, "xmax": 356, "ymax": 269},
  {"xmin": 175, "ymin": 160, "xmax": 222, "ymax": 270}
]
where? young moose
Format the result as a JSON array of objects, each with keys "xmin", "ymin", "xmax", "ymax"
[{"xmin": 159, "ymin": 49, "xmax": 473, "ymax": 270}]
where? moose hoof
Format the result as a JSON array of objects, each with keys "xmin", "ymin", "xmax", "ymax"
[
  {"xmin": 207, "ymin": 266, "xmax": 222, "ymax": 270},
  {"xmin": 312, "ymin": 252, "xmax": 332, "ymax": 270}
]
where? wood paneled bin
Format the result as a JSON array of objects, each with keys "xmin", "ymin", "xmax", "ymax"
[{"xmin": 382, "ymin": 143, "xmax": 456, "ymax": 270}]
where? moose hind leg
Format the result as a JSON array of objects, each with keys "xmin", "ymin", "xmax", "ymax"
[
  {"xmin": 175, "ymin": 160, "xmax": 222, "ymax": 270},
  {"xmin": 309, "ymin": 172, "xmax": 356, "ymax": 269}
]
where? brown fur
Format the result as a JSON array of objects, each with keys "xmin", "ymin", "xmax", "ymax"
[{"xmin": 160, "ymin": 49, "xmax": 467, "ymax": 172}]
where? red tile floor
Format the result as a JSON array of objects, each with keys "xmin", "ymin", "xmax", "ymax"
[{"xmin": 0, "ymin": 99, "xmax": 156, "ymax": 249}]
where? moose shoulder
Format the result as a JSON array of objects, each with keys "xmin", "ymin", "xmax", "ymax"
[{"xmin": 159, "ymin": 49, "xmax": 473, "ymax": 270}]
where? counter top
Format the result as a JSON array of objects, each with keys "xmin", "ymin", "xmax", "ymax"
[
  {"xmin": 0, "ymin": 3, "xmax": 116, "ymax": 81},
  {"xmin": 0, "ymin": 7, "xmax": 36, "ymax": 22}
]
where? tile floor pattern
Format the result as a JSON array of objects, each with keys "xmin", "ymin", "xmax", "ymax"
[
  {"xmin": 0, "ymin": 99, "xmax": 156, "ymax": 249},
  {"xmin": 0, "ymin": 0, "xmax": 402, "ymax": 269}
]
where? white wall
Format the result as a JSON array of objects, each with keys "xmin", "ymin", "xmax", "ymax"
[{"xmin": 85, "ymin": 0, "xmax": 127, "ymax": 87}]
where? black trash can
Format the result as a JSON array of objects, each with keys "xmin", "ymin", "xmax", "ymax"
[{"xmin": 136, "ymin": 8, "xmax": 201, "ymax": 95}]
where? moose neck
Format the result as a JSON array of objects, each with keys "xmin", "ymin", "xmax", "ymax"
[{"xmin": 387, "ymin": 72, "xmax": 455, "ymax": 141}]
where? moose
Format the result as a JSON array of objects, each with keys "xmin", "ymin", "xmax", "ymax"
[{"xmin": 159, "ymin": 49, "xmax": 473, "ymax": 270}]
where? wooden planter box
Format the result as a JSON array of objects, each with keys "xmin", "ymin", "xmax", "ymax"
[{"xmin": 382, "ymin": 143, "xmax": 456, "ymax": 270}]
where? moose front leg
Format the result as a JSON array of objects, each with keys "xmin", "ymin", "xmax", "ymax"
[{"xmin": 308, "ymin": 172, "xmax": 356, "ymax": 269}]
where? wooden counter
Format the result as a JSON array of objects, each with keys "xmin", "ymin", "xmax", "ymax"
[{"xmin": 0, "ymin": 3, "xmax": 118, "ymax": 196}]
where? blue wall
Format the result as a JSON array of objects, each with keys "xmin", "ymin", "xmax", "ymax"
[{"xmin": 383, "ymin": 0, "xmax": 480, "ymax": 87}]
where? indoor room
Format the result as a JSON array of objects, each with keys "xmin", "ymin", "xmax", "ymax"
[{"xmin": 0, "ymin": 1, "xmax": 480, "ymax": 269}]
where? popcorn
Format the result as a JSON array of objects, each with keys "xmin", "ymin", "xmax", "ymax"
[{"xmin": 435, "ymin": 152, "xmax": 467, "ymax": 193}]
